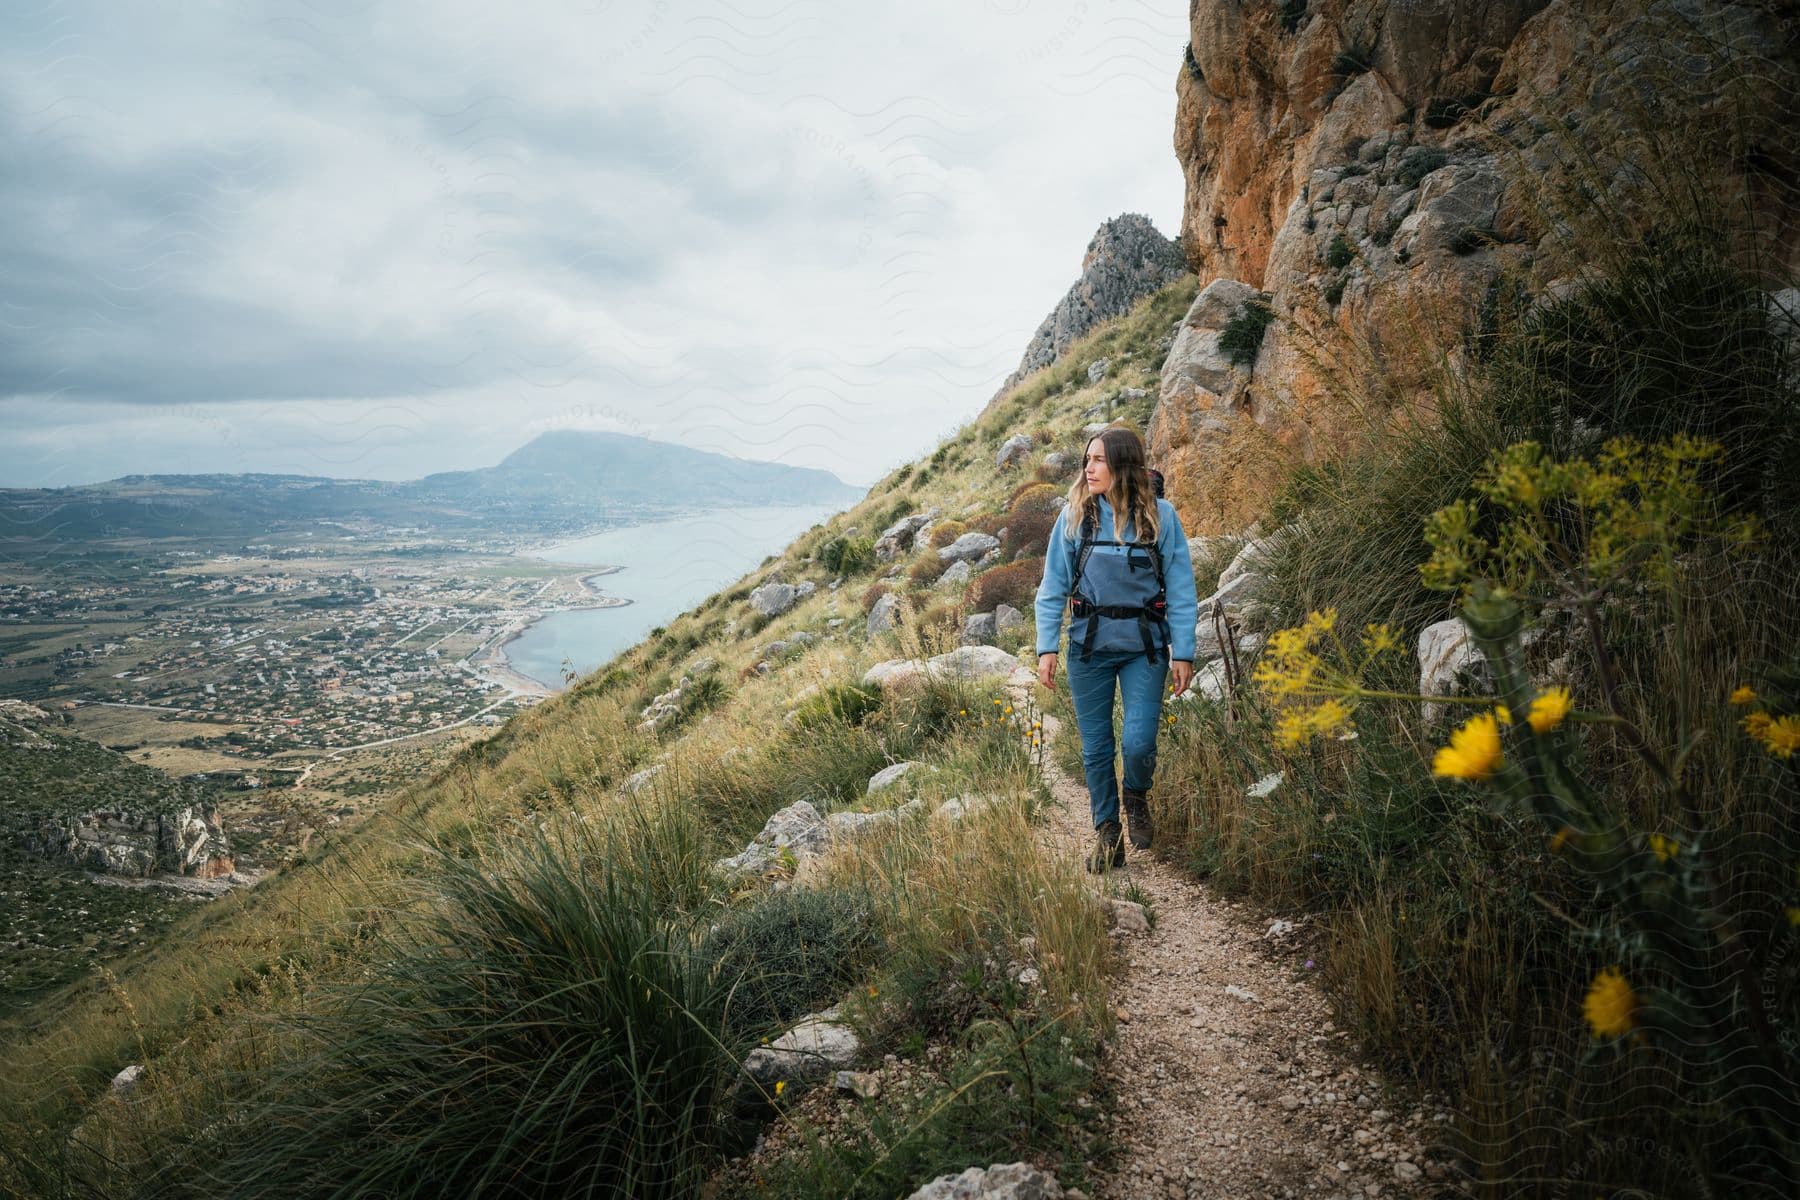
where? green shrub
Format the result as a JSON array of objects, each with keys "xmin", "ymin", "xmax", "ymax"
[
  {"xmin": 701, "ymin": 886, "xmax": 883, "ymax": 1040},
  {"xmin": 1324, "ymin": 234, "xmax": 1354, "ymax": 270},
  {"xmin": 820, "ymin": 534, "xmax": 876, "ymax": 576},
  {"xmin": 788, "ymin": 682, "xmax": 882, "ymax": 733},
  {"xmin": 1218, "ymin": 299, "xmax": 1276, "ymax": 367},
  {"xmin": 1323, "ymin": 275, "xmax": 1347, "ymax": 305}
]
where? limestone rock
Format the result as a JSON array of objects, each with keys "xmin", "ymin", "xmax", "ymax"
[
  {"xmin": 937, "ymin": 532, "xmax": 1001, "ymax": 564},
  {"xmin": 863, "ymin": 658, "xmax": 928, "ymax": 692},
  {"xmin": 925, "ymin": 645, "xmax": 1021, "ymax": 682},
  {"xmin": 875, "ymin": 510, "xmax": 938, "ymax": 562},
  {"xmin": 866, "ymin": 761, "xmax": 919, "ymax": 794},
  {"xmin": 1417, "ymin": 616, "xmax": 1486, "ymax": 723},
  {"xmin": 750, "ymin": 581, "xmax": 815, "ymax": 618},
  {"xmin": 905, "ymin": 1162, "xmax": 1066, "ymax": 1200},
  {"xmin": 1086, "ymin": 358, "xmax": 1111, "ymax": 383},
  {"xmin": 741, "ymin": 1007, "xmax": 861, "ymax": 1098},
  {"xmin": 937, "ymin": 560, "xmax": 972, "ymax": 588},
  {"xmin": 715, "ymin": 800, "xmax": 828, "ymax": 876},
  {"xmin": 961, "ymin": 613, "xmax": 997, "ymax": 646},
  {"xmin": 994, "ymin": 604, "xmax": 1025, "ymax": 633},
  {"xmin": 995, "ymin": 434, "xmax": 1034, "ymax": 469},
  {"xmin": 867, "ymin": 592, "xmax": 903, "ymax": 637}
]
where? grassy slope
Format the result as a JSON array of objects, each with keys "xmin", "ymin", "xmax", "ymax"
[{"xmin": 0, "ymin": 277, "xmax": 1198, "ymax": 1193}]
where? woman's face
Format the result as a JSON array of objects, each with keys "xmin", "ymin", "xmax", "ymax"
[{"xmin": 1083, "ymin": 439, "xmax": 1114, "ymax": 496}]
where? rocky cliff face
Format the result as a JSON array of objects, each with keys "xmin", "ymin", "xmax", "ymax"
[
  {"xmin": 996, "ymin": 213, "xmax": 1189, "ymax": 398},
  {"xmin": 1, "ymin": 701, "xmax": 235, "ymax": 878},
  {"xmin": 1155, "ymin": 0, "xmax": 1800, "ymax": 533}
]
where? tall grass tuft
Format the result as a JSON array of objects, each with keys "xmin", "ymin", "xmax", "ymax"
[{"xmin": 108, "ymin": 817, "xmax": 745, "ymax": 1199}]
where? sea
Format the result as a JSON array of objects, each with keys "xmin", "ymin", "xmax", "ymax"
[{"xmin": 504, "ymin": 502, "xmax": 845, "ymax": 689}]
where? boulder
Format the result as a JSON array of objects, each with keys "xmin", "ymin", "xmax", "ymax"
[
  {"xmin": 995, "ymin": 434, "xmax": 1034, "ymax": 469},
  {"xmin": 741, "ymin": 1007, "xmax": 862, "ymax": 1099},
  {"xmin": 867, "ymin": 592, "xmax": 903, "ymax": 636},
  {"xmin": 937, "ymin": 560, "xmax": 973, "ymax": 588},
  {"xmin": 1086, "ymin": 357, "xmax": 1111, "ymax": 383},
  {"xmin": 875, "ymin": 511, "xmax": 937, "ymax": 562},
  {"xmin": 937, "ymin": 532, "xmax": 1001, "ymax": 564},
  {"xmin": 935, "ymin": 794, "xmax": 1001, "ymax": 824},
  {"xmin": 862, "ymin": 658, "xmax": 928, "ymax": 691},
  {"xmin": 925, "ymin": 645, "xmax": 1022, "ymax": 682},
  {"xmin": 961, "ymin": 613, "xmax": 997, "ymax": 645},
  {"xmin": 1041, "ymin": 451, "xmax": 1074, "ymax": 474},
  {"xmin": 1417, "ymin": 617, "xmax": 1487, "ymax": 724},
  {"xmin": 905, "ymin": 1162, "xmax": 1067, "ymax": 1200},
  {"xmin": 866, "ymin": 761, "xmax": 919, "ymax": 794},
  {"xmin": 750, "ymin": 581, "xmax": 815, "ymax": 618},
  {"xmin": 714, "ymin": 800, "xmax": 829, "ymax": 876},
  {"xmin": 994, "ymin": 604, "xmax": 1025, "ymax": 633}
]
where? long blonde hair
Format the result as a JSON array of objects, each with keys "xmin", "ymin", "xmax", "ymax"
[{"xmin": 1063, "ymin": 427, "xmax": 1161, "ymax": 545}]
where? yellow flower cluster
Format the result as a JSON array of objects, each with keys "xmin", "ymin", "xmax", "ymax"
[
  {"xmin": 1741, "ymin": 708, "xmax": 1800, "ymax": 759},
  {"xmin": 1422, "ymin": 435, "xmax": 1760, "ymax": 597},
  {"xmin": 1253, "ymin": 610, "xmax": 1403, "ymax": 748},
  {"xmin": 1582, "ymin": 967, "xmax": 1638, "ymax": 1039},
  {"xmin": 1648, "ymin": 832, "xmax": 1681, "ymax": 863}
]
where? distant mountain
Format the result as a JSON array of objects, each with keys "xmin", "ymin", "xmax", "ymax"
[
  {"xmin": 0, "ymin": 433, "xmax": 861, "ymax": 550},
  {"xmin": 408, "ymin": 431, "xmax": 861, "ymax": 511}
]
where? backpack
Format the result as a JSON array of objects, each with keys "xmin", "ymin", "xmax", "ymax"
[{"xmin": 1067, "ymin": 481, "xmax": 1171, "ymax": 664}]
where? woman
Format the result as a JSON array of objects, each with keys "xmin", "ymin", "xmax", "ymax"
[{"xmin": 1034, "ymin": 427, "xmax": 1198, "ymax": 872}]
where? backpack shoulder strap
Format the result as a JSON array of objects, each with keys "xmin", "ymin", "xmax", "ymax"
[{"xmin": 1070, "ymin": 503, "xmax": 1099, "ymax": 592}]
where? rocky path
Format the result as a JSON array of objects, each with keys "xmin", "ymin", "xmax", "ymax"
[{"xmin": 1009, "ymin": 675, "xmax": 1452, "ymax": 1200}]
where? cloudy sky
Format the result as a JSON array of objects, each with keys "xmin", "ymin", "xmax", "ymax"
[{"xmin": 1, "ymin": 0, "xmax": 1188, "ymax": 491}]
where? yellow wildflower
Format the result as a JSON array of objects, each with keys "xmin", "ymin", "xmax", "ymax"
[
  {"xmin": 959, "ymin": 709, "xmax": 967, "ymax": 716},
  {"xmin": 1495, "ymin": 704, "xmax": 1513, "ymax": 725},
  {"xmin": 1004, "ymin": 705, "xmax": 1013, "ymax": 714},
  {"xmin": 1432, "ymin": 712, "xmax": 1504, "ymax": 780},
  {"xmin": 1648, "ymin": 833, "xmax": 1680, "ymax": 863},
  {"xmin": 1361, "ymin": 623, "xmax": 1400, "ymax": 657},
  {"xmin": 775, "ymin": 1080, "xmax": 787, "ymax": 1097},
  {"xmin": 1527, "ymin": 687, "xmax": 1573, "ymax": 734},
  {"xmin": 1581, "ymin": 967, "xmax": 1637, "ymax": 1039},
  {"xmin": 1743, "ymin": 710, "xmax": 1773, "ymax": 739},
  {"xmin": 1730, "ymin": 686, "xmax": 1757, "ymax": 706},
  {"xmin": 1760, "ymin": 715, "xmax": 1800, "ymax": 758},
  {"xmin": 1549, "ymin": 826, "xmax": 1575, "ymax": 853}
]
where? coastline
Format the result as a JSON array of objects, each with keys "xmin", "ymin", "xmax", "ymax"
[{"xmin": 480, "ymin": 571, "xmax": 636, "ymax": 694}]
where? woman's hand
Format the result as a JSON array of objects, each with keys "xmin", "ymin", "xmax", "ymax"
[
  {"xmin": 1038, "ymin": 652, "xmax": 1057, "ymax": 690},
  {"xmin": 1170, "ymin": 659, "xmax": 1193, "ymax": 696}
]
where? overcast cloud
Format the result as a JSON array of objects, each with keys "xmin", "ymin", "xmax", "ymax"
[{"xmin": 0, "ymin": 0, "xmax": 1188, "ymax": 489}]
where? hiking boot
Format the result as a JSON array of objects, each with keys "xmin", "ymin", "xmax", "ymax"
[
  {"xmin": 1086, "ymin": 819, "xmax": 1125, "ymax": 873},
  {"xmin": 1122, "ymin": 787, "xmax": 1154, "ymax": 850}
]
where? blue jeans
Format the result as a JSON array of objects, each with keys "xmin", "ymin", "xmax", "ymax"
[{"xmin": 1065, "ymin": 649, "xmax": 1168, "ymax": 828}]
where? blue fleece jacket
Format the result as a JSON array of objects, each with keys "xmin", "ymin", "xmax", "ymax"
[{"xmin": 1034, "ymin": 495, "xmax": 1198, "ymax": 662}]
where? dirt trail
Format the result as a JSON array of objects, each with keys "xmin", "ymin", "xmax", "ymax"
[{"xmin": 1008, "ymin": 675, "xmax": 1451, "ymax": 1200}]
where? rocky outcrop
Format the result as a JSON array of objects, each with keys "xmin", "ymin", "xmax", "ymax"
[
  {"xmin": 994, "ymin": 214, "xmax": 1190, "ymax": 398},
  {"xmin": 25, "ymin": 804, "xmax": 233, "ymax": 878},
  {"xmin": 1167, "ymin": 0, "xmax": 1800, "ymax": 534}
]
